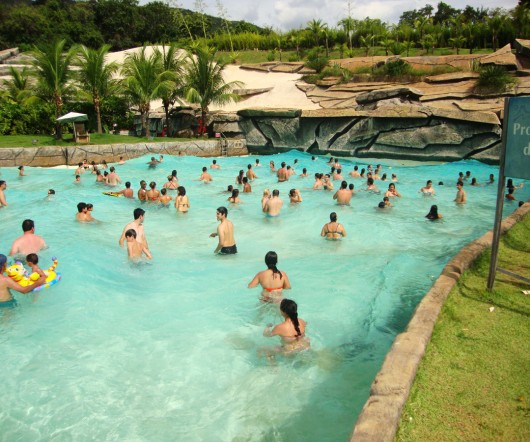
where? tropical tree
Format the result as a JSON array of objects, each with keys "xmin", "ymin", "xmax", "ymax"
[
  {"xmin": 75, "ymin": 44, "xmax": 120, "ymax": 134},
  {"xmin": 306, "ymin": 19, "xmax": 327, "ymax": 47},
  {"xmin": 157, "ymin": 44, "xmax": 185, "ymax": 134},
  {"xmin": 183, "ymin": 45, "xmax": 242, "ymax": 133},
  {"xmin": 31, "ymin": 39, "xmax": 76, "ymax": 140},
  {"xmin": 1, "ymin": 66, "xmax": 36, "ymax": 105},
  {"xmin": 121, "ymin": 47, "xmax": 174, "ymax": 137},
  {"xmin": 449, "ymin": 36, "xmax": 466, "ymax": 55}
]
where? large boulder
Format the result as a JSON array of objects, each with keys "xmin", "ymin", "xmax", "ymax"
[{"xmin": 479, "ymin": 44, "xmax": 518, "ymax": 70}]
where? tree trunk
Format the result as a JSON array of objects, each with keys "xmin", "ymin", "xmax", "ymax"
[
  {"xmin": 163, "ymin": 99, "xmax": 170, "ymax": 137},
  {"xmin": 55, "ymin": 94, "xmax": 63, "ymax": 140},
  {"xmin": 94, "ymin": 95, "xmax": 102, "ymax": 134}
]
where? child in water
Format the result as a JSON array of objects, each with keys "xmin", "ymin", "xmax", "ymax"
[
  {"xmin": 26, "ymin": 253, "xmax": 46, "ymax": 278},
  {"xmin": 125, "ymin": 229, "xmax": 152, "ymax": 261}
]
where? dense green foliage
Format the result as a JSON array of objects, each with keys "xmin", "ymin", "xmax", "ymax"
[{"xmin": 0, "ymin": 1, "xmax": 528, "ymax": 54}]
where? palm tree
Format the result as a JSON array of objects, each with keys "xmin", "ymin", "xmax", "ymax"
[
  {"xmin": 183, "ymin": 45, "xmax": 242, "ymax": 135},
  {"xmin": 121, "ymin": 47, "xmax": 174, "ymax": 138},
  {"xmin": 75, "ymin": 44, "xmax": 120, "ymax": 134},
  {"xmin": 1, "ymin": 66, "xmax": 36, "ymax": 104},
  {"xmin": 31, "ymin": 39, "xmax": 76, "ymax": 140},
  {"xmin": 306, "ymin": 19, "xmax": 327, "ymax": 47},
  {"xmin": 157, "ymin": 44, "xmax": 185, "ymax": 135},
  {"xmin": 338, "ymin": 17, "xmax": 356, "ymax": 50}
]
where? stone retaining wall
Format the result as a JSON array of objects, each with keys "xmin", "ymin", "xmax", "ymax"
[
  {"xmin": 350, "ymin": 201, "xmax": 530, "ymax": 441},
  {"xmin": 0, "ymin": 139, "xmax": 248, "ymax": 167}
]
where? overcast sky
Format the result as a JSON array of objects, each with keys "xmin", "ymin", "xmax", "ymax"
[{"xmin": 145, "ymin": 1, "xmax": 519, "ymax": 32}]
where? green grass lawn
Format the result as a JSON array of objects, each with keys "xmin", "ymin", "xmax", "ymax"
[
  {"xmin": 219, "ymin": 47, "xmax": 494, "ymax": 65},
  {"xmin": 395, "ymin": 212, "xmax": 530, "ymax": 441},
  {"xmin": 0, "ymin": 133, "xmax": 192, "ymax": 148}
]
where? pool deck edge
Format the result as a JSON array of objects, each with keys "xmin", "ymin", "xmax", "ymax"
[{"xmin": 349, "ymin": 200, "xmax": 530, "ymax": 442}]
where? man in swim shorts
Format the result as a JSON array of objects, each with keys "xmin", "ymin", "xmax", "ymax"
[
  {"xmin": 9, "ymin": 219, "xmax": 47, "ymax": 256},
  {"xmin": 0, "ymin": 254, "xmax": 46, "ymax": 307},
  {"xmin": 210, "ymin": 206, "xmax": 237, "ymax": 254}
]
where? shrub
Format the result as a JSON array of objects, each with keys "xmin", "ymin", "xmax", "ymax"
[
  {"xmin": 305, "ymin": 47, "xmax": 329, "ymax": 73},
  {"xmin": 381, "ymin": 59, "xmax": 412, "ymax": 76},
  {"xmin": 475, "ymin": 65, "xmax": 516, "ymax": 94},
  {"xmin": 267, "ymin": 50, "xmax": 276, "ymax": 61},
  {"xmin": 288, "ymin": 54, "xmax": 300, "ymax": 62}
]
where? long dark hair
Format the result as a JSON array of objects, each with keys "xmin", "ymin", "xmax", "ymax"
[
  {"xmin": 280, "ymin": 299, "xmax": 301, "ymax": 336},
  {"xmin": 237, "ymin": 170, "xmax": 244, "ymax": 184},
  {"xmin": 426, "ymin": 205, "xmax": 438, "ymax": 220},
  {"xmin": 265, "ymin": 251, "xmax": 282, "ymax": 279}
]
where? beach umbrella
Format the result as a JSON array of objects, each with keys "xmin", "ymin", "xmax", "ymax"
[{"xmin": 56, "ymin": 112, "xmax": 89, "ymax": 140}]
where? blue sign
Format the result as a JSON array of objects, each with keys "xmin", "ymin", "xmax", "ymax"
[{"xmin": 505, "ymin": 97, "xmax": 530, "ymax": 180}]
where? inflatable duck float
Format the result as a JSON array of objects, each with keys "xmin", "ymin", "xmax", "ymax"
[{"xmin": 6, "ymin": 257, "xmax": 61, "ymax": 292}]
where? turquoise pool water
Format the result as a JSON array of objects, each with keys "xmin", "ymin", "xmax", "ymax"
[{"xmin": 0, "ymin": 152, "xmax": 528, "ymax": 441}]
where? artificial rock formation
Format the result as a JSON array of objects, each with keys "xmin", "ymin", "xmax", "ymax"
[{"xmin": 222, "ymin": 87, "xmax": 502, "ymax": 163}]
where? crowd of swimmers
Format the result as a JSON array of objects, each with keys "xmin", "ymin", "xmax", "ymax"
[{"xmin": 1, "ymin": 154, "xmax": 527, "ymax": 355}]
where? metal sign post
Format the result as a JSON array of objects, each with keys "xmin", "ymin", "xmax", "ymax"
[{"xmin": 487, "ymin": 97, "xmax": 530, "ymax": 290}]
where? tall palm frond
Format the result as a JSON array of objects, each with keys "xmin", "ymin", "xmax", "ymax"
[
  {"xmin": 75, "ymin": 44, "xmax": 120, "ymax": 134},
  {"xmin": 31, "ymin": 39, "xmax": 76, "ymax": 140},
  {"xmin": 183, "ymin": 45, "xmax": 242, "ymax": 131}
]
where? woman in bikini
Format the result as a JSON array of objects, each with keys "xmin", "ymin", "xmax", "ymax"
[
  {"xmin": 263, "ymin": 299, "xmax": 309, "ymax": 354},
  {"xmin": 385, "ymin": 182, "xmax": 401, "ymax": 198},
  {"xmin": 163, "ymin": 175, "xmax": 178, "ymax": 189},
  {"xmin": 248, "ymin": 251, "xmax": 291, "ymax": 302},
  {"xmin": 146, "ymin": 181, "xmax": 160, "ymax": 202},
  {"xmin": 321, "ymin": 212, "xmax": 346, "ymax": 240},
  {"xmin": 174, "ymin": 186, "xmax": 189, "ymax": 213}
]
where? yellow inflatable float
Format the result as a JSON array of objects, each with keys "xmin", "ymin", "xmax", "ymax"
[{"xmin": 6, "ymin": 257, "xmax": 61, "ymax": 292}]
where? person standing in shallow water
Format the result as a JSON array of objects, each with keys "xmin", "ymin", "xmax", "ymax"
[
  {"xmin": 262, "ymin": 299, "xmax": 309, "ymax": 354},
  {"xmin": 210, "ymin": 206, "xmax": 236, "ymax": 254},
  {"xmin": 248, "ymin": 251, "xmax": 291, "ymax": 302}
]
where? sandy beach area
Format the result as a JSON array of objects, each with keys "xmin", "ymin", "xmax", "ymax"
[{"xmin": 105, "ymin": 45, "xmax": 320, "ymax": 112}]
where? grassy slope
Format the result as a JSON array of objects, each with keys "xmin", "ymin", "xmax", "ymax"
[
  {"xmin": 0, "ymin": 134, "xmax": 192, "ymax": 148},
  {"xmin": 396, "ymin": 212, "xmax": 530, "ymax": 441}
]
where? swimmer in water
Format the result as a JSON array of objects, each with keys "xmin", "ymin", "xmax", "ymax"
[
  {"xmin": 210, "ymin": 159, "xmax": 220, "ymax": 169},
  {"xmin": 228, "ymin": 188, "xmax": 241, "ymax": 204},
  {"xmin": 138, "ymin": 180, "xmax": 147, "ymax": 201},
  {"xmin": 321, "ymin": 212, "xmax": 346, "ymax": 240},
  {"xmin": 349, "ymin": 165, "xmax": 360, "ymax": 178},
  {"xmin": 246, "ymin": 164, "xmax": 258, "ymax": 180},
  {"xmin": 199, "ymin": 167, "xmax": 213, "ymax": 182},
  {"xmin": 118, "ymin": 181, "xmax": 134, "ymax": 198},
  {"xmin": 289, "ymin": 189, "xmax": 302, "ymax": 203},
  {"xmin": 333, "ymin": 181, "xmax": 352, "ymax": 205},
  {"xmin": 125, "ymin": 229, "xmax": 152, "ymax": 260},
  {"xmin": 263, "ymin": 189, "xmax": 283, "ymax": 216},
  {"xmin": 26, "ymin": 253, "xmax": 46, "ymax": 278},
  {"xmin": 174, "ymin": 186, "xmax": 189, "ymax": 213},
  {"xmin": 426, "ymin": 205, "xmax": 443, "ymax": 220},
  {"xmin": 262, "ymin": 298, "xmax": 309, "ymax": 354},
  {"xmin": 385, "ymin": 183, "xmax": 401, "ymax": 198},
  {"xmin": 210, "ymin": 206, "xmax": 237, "ymax": 254},
  {"xmin": 248, "ymin": 251, "xmax": 291, "ymax": 302},
  {"xmin": 0, "ymin": 180, "xmax": 7, "ymax": 207},
  {"xmin": 146, "ymin": 181, "xmax": 160, "ymax": 202},
  {"xmin": 261, "ymin": 189, "xmax": 271, "ymax": 211},
  {"xmin": 158, "ymin": 188, "xmax": 172, "ymax": 206},
  {"xmin": 419, "ymin": 180, "xmax": 435, "ymax": 195},
  {"xmin": 455, "ymin": 182, "xmax": 467, "ymax": 204}
]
